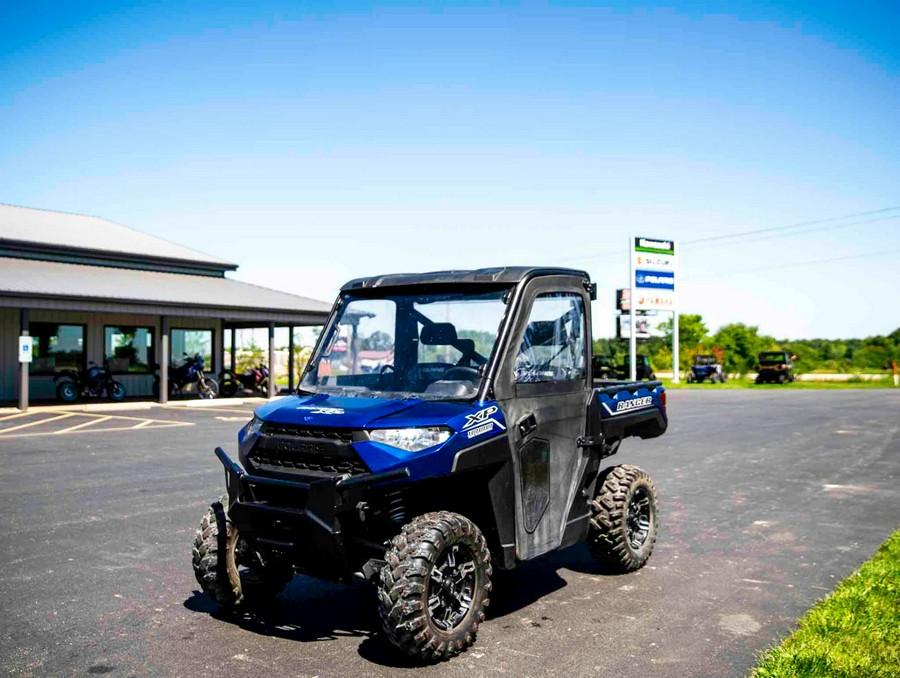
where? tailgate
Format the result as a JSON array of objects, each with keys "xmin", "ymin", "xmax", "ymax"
[{"xmin": 586, "ymin": 381, "xmax": 667, "ymax": 444}]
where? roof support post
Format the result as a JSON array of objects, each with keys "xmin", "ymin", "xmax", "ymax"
[
  {"xmin": 159, "ymin": 316, "xmax": 169, "ymax": 404},
  {"xmin": 288, "ymin": 325, "xmax": 295, "ymax": 393},
  {"xmin": 18, "ymin": 309, "xmax": 29, "ymax": 412},
  {"xmin": 267, "ymin": 322, "xmax": 276, "ymax": 399},
  {"xmin": 230, "ymin": 327, "xmax": 237, "ymax": 373}
]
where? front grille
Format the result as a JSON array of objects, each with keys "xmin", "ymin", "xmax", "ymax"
[
  {"xmin": 261, "ymin": 422, "xmax": 353, "ymax": 443},
  {"xmin": 250, "ymin": 450, "xmax": 368, "ymax": 475},
  {"xmin": 249, "ymin": 425, "xmax": 368, "ymax": 477}
]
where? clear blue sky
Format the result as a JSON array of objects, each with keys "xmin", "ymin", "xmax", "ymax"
[{"xmin": 1, "ymin": 1, "xmax": 898, "ymax": 340}]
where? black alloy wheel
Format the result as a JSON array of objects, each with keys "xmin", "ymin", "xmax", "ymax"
[
  {"xmin": 626, "ymin": 486, "xmax": 652, "ymax": 551},
  {"xmin": 378, "ymin": 511, "xmax": 492, "ymax": 662},
  {"xmin": 427, "ymin": 543, "xmax": 477, "ymax": 631}
]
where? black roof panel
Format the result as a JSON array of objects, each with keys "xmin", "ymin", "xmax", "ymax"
[{"xmin": 341, "ymin": 266, "xmax": 590, "ymax": 291}]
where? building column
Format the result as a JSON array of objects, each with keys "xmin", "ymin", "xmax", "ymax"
[
  {"xmin": 159, "ymin": 316, "xmax": 169, "ymax": 404},
  {"xmin": 230, "ymin": 327, "xmax": 237, "ymax": 372},
  {"xmin": 267, "ymin": 322, "xmax": 276, "ymax": 398},
  {"xmin": 288, "ymin": 325, "xmax": 295, "ymax": 393},
  {"xmin": 213, "ymin": 320, "xmax": 222, "ymax": 378},
  {"xmin": 19, "ymin": 309, "xmax": 29, "ymax": 411}
]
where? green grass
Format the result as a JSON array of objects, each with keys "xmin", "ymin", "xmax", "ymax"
[
  {"xmin": 662, "ymin": 377, "xmax": 894, "ymax": 389},
  {"xmin": 751, "ymin": 531, "xmax": 900, "ymax": 678}
]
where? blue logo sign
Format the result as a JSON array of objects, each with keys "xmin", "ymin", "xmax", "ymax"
[{"xmin": 635, "ymin": 269, "xmax": 675, "ymax": 290}]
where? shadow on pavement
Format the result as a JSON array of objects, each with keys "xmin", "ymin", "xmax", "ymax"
[{"xmin": 184, "ymin": 543, "xmax": 614, "ymax": 667}]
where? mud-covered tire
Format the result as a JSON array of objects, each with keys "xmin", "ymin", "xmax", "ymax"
[
  {"xmin": 589, "ymin": 465, "xmax": 659, "ymax": 573},
  {"xmin": 377, "ymin": 511, "xmax": 492, "ymax": 662},
  {"xmin": 191, "ymin": 497, "xmax": 293, "ymax": 609}
]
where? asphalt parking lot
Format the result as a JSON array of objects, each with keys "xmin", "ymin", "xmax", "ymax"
[{"xmin": 1, "ymin": 390, "xmax": 898, "ymax": 678}]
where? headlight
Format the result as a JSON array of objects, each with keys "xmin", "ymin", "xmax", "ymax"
[
  {"xmin": 244, "ymin": 415, "xmax": 264, "ymax": 437},
  {"xmin": 369, "ymin": 427, "xmax": 452, "ymax": 452}
]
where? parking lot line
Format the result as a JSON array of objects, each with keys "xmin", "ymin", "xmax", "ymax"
[
  {"xmin": 0, "ymin": 411, "xmax": 196, "ymax": 439},
  {"xmin": 53, "ymin": 416, "xmax": 112, "ymax": 434},
  {"xmin": 0, "ymin": 412, "xmax": 31, "ymax": 423},
  {"xmin": 1, "ymin": 413, "xmax": 76, "ymax": 434}
]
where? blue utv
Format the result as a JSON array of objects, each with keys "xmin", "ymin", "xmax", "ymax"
[
  {"xmin": 192, "ymin": 267, "xmax": 668, "ymax": 662},
  {"xmin": 686, "ymin": 354, "xmax": 727, "ymax": 383}
]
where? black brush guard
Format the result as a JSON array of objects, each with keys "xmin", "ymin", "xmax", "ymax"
[{"xmin": 215, "ymin": 447, "xmax": 408, "ymax": 581}]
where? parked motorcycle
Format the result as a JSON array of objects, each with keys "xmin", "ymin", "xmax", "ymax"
[
  {"xmin": 219, "ymin": 363, "xmax": 269, "ymax": 397},
  {"xmin": 153, "ymin": 353, "xmax": 218, "ymax": 399},
  {"xmin": 54, "ymin": 361, "xmax": 126, "ymax": 403}
]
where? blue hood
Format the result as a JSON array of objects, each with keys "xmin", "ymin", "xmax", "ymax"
[{"xmin": 254, "ymin": 392, "xmax": 473, "ymax": 430}]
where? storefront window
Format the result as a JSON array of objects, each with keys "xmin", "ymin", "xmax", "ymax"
[
  {"xmin": 105, "ymin": 326, "xmax": 154, "ymax": 373},
  {"xmin": 29, "ymin": 323, "xmax": 85, "ymax": 374},
  {"xmin": 171, "ymin": 329, "xmax": 213, "ymax": 369}
]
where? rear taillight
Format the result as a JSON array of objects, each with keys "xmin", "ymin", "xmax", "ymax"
[{"xmin": 661, "ymin": 391, "xmax": 667, "ymax": 409}]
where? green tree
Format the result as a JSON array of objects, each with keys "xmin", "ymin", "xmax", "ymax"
[
  {"xmin": 658, "ymin": 313, "xmax": 708, "ymax": 371},
  {"xmin": 713, "ymin": 323, "xmax": 777, "ymax": 374},
  {"xmin": 361, "ymin": 331, "xmax": 393, "ymax": 351}
]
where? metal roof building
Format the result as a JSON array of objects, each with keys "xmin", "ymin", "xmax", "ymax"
[{"xmin": 0, "ymin": 203, "xmax": 331, "ymax": 407}]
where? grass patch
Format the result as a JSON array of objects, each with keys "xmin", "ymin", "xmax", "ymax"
[
  {"xmin": 662, "ymin": 378, "xmax": 894, "ymax": 389},
  {"xmin": 751, "ymin": 531, "xmax": 900, "ymax": 678}
]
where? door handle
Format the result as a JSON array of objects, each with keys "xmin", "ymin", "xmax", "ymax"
[{"xmin": 517, "ymin": 413, "xmax": 537, "ymax": 439}]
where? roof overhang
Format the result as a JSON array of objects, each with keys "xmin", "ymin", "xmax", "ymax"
[{"xmin": 0, "ymin": 293, "xmax": 327, "ymax": 325}]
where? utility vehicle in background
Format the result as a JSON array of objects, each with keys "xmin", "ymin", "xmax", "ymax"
[
  {"xmin": 192, "ymin": 267, "xmax": 668, "ymax": 662},
  {"xmin": 756, "ymin": 351, "xmax": 796, "ymax": 384},
  {"xmin": 686, "ymin": 354, "xmax": 726, "ymax": 383},
  {"xmin": 591, "ymin": 353, "xmax": 616, "ymax": 379},
  {"xmin": 591, "ymin": 354, "xmax": 656, "ymax": 381}
]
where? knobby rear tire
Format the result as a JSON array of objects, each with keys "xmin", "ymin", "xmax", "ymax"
[
  {"xmin": 377, "ymin": 511, "xmax": 492, "ymax": 662},
  {"xmin": 589, "ymin": 465, "xmax": 659, "ymax": 573}
]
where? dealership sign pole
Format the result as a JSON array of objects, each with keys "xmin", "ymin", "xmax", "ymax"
[
  {"xmin": 629, "ymin": 237, "xmax": 637, "ymax": 381},
  {"xmin": 630, "ymin": 236, "xmax": 678, "ymax": 383}
]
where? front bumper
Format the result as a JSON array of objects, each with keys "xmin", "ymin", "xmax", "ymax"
[{"xmin": 215, "ymin": 447, "xmax": 408, "ymax": 581}]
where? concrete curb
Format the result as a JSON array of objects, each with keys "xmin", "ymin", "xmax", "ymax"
[
  {"xmin": 0, "ymin": 396, "xmax": 277, "ymax": 415},
  {"xmin": 0, "ymin": 401, "xmax": 157, "ymax": 414}
]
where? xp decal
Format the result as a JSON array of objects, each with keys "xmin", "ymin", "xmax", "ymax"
[
  {"xmin": 462, "ymin": 404, "xmax": 507, "ymax": 438},
  {"xmin": 295, "ymin": 406, "xmax": 345, "ymax": 415}
]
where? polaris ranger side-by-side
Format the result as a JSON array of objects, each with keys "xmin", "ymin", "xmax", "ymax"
[
  {"xmin": 193, "ymin": 267, "xmax": 668, "ymax": 661},
  {"xmin": 756, "ymin": 350, "xmax": 796, "ymax": 384},
  {"xmin": 687, "ymin": 354, "xmax": 727, "ymax": 383}
]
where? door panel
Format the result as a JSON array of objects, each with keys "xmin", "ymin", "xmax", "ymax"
[
  {"xmin": 495, "ymin": 281, "xmax": 592, "ymax": 561},
  {"xmin": 519, "ymin": 436, "xmax": 550, "ymax": 533}
]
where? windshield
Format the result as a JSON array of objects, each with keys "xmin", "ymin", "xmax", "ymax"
[
  {"xmin": 300, "ymin": 287, "xmax": 511, "ymax": 400},
  {"xmin": 694, "ymin": 355, "xmax": 714, "ymax": 366},
  {"xmin": 759, "ymin": 352, "xmax": 787, "ymax": 363}
]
